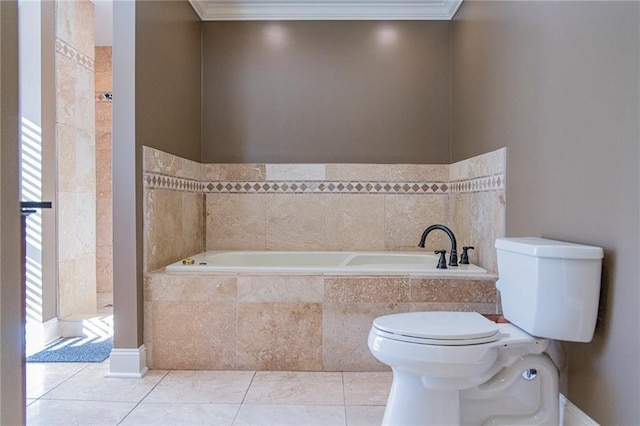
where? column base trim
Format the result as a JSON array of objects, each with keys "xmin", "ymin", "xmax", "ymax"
[{"xmin": 106, "ymin": 344, "xmax": 148, "ymax": 378}]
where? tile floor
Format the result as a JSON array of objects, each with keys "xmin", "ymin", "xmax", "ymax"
[{"xmin": 26, "ymin": 361, "xmax": 391, "ymax": 425}]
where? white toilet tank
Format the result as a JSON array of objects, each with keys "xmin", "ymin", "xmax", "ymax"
[{"xmin": 495, "ymin": 237, "xmax": 603, "ymax": 342}]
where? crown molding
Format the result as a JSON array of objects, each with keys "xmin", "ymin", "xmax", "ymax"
[{"xmin": 189, "ymin": 0, "xmax": 463, "ymax": 21}]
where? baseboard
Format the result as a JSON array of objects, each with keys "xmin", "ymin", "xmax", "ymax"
[
  {"xmin": 26, "ymin": 317, "xmax": 59, "ymax": 350},
  {"xmin": 560, "ymin": 394, "xmax": 599, "ymax": 426},
  {"xmin": 106, "ymin": 345, "xmax": 149, "ymax": 378}
]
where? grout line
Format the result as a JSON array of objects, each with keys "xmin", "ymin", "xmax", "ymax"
[{"xmin": 116, "ymin": 369, "xmax": 171, "ymax": 425}]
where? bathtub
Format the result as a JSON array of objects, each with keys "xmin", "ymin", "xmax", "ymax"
[{"xmin": 165, "ymin": 251, "xmax": 487, "ymax": 275}]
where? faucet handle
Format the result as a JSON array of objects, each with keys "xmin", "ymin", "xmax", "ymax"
[
  {"xmin": 434, "ymin": 250, "xmax": 448, "ymax": 269},
  {"xmin": 460, "ymin": 246, "xmax": 475, "ymax": 264}
]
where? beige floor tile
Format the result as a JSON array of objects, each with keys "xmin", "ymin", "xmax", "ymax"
[
  {"xmin": 343, "ymin": 372, "xmax": 392, "ymax": 406},
  {"xmin": 26, "ymin": 362, "xmax": 88, "ymax": 399},
  {"xmin": 144, "ymin": 370, "xmax": 255, "ymax": 404},
  {"xmin": 120, "ymin": 402, "xmax": 240, "ymax": 426},
  {"xmin": 345, "ymin": 406, "xmax": 386, "ymax": 426},
  {"xmin": 27, "ymin": 399, "xmax": 136, "ymax": 425},
  {"xmin": 42, "ymin": 363, "xmax": 168, "ymax": 402},
  {"xmin": 244, "ymin": 372, "xmax": 344, "ymax": 406},
  {"xmin": 233, "ymin": 404, "xmax": 346, "ymax": 426}
]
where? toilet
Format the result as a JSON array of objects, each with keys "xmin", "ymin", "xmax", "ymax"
[{"xmin": 368, "ymin": 237, "xmax": 603, "ymax": 425}]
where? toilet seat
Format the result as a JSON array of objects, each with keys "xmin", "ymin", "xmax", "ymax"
[{"xmin": 372, "ymin": 312, "xmax": 502, "ymax": 346}]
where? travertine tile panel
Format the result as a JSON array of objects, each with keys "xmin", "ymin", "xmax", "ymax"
[
  {"xmin": 181, "ymin": 191, "xmax": 205, "ymax": 256},
  {"xmin": 56, "ymin": 0, "xmax": 95, "ymax": 57},
  {"xmin": 74, "ymin": 254, "xmax": 97, "ymax": 314},
  {"xmin": 152, "ymin": 301, "xmax": 237, "ymax": 369},
  {"xmin": 323, "ymin": 302, "xmax": 411, "ymax": 371},
  {"xmin": 410, "ymin": 302, "xmax": 498, "ymax": 315},
  {"xmin": 384, "ymin": 194, "xmax": 449, "ymax": 251},
  {"xmin": 94, "ymin": 47, "xmax": 112, "ymax": 75},
  {"xmin": 343, "ymin": 372, "xmax": 393, "ymax": 405},
  {"xmin": 206, "ymin": 193, "xmax": 266, "ymax": 250},
  {"xmin": 237, "ymin": 276, "xmax": 323, "ymax": 303},
  {"xmin": 204, "ymin": 163, "xmax": 266, "ymax": 181},
  {"xmin": 58, "ymin": 258, "xmax": 76, "ymax": 318},
  {"xmin": 244, "ymin": 372, "xmax": 343, "ymax": 405},
  {"xmin": 75, "ymin": 192, "xmax": 96, "ymax": 256},
  {"xmin": 56, "ymin": 124, "xmax": 77, "ymax": 194},
  {"xmin": 325, "ymin": 164, "xmax": 448, "ymax": 182},
  {"xmin": 450, "ymin": 190, "xmax": 505, "ymax": 273},
  {"xmin": 147, "ymin": 274, "xmax": 236, "ymax": 302},
  {"xmin": 143, "ymin": 300, "xmax": 154, "ymax": 366},
  {"xmin": 265, "ymin": 194, "xmax": 325, "ymax": 250},
  {"xmin": 324, "ymin": 276, "xmax": 410, "ymax": 303},
  {"xmin": 410, "ymin": 277, "xmax": 497, "ymax": 303},
  {"xmin": 266, "ymin": 164, "xmax": 325, "ymax": 181},
  {"xmin": 450, "ymin": 147, "xmax": 506, "ymax": 181},
  {"xmin": 324, "ymin": 195, "xmax": 385, "ymax": 251},
  {"xmin": 96, "ymin": 245, "xmax": 113, "ymax": 293},
  {"xmin": 143, "ymin": 146, "xmax": 182, "ymax": 176},
  {"xmin": 144, "ymin": 189, "xmax": 183, "ymax": 272},
  {"xmin": 237, "ymin": 303, "xmax": 322, "ymax": 371},
  {"xmin": 96, "ymin": 196, "xmax": 112, "ymax": 246},
  {"xmin": 74, "ymin": 129, "xmax": 95, "ymax": 193}
]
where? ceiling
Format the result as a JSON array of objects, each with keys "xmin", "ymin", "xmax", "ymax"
[
  {"xmin": 92, "ymin": 0, "xmax": 462, "ymax": 47},
  {"xmin": 188, "ymin": 0, "xmax": 463, "ymax": 21}
]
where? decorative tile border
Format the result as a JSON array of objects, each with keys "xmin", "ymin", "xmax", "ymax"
[
  {"xmin": 449, "ymin": 174, "xmax": 505, "ymax": 194},
  {"xmin": 203, "ymin": 180, "xmax": 449, "ymax": 195},
  {"xmin": 144, "ymin": 172, "xmax": 505, "ymax": 195},
  {"xmin": 55, "ymin": 38, "xmax": 94, "ymax": 71},
  {"xmin": 144, "ymin": 173, "xmax": 203, "ymax": 193}
]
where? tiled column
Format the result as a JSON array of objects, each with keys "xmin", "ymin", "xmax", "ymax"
[
  {"xmin": 55, "ymin": 0, "xmax": 97, "ymax": 317},
  {"xmin": 95, "ymin": 47, "xmax": 112, "ymax": 299}
]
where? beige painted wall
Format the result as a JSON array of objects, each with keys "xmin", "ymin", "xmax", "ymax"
[
  {"xmin": 201, "ymin": 21, "xmax": 451, "ymax": 164},
  {"xmin": 0, "ymin": 0, "xmax": 24, "ymax": 423},
  {"xmin": 135, "ymin": 0, "xmax": 201, "ymax": 162},
  {"xmin": 451, "ymin": 2, "xmax": 640, "ymax": 424}
]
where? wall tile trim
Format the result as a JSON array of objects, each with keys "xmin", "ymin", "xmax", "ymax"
[{"xmin": 55, "ymin": 38, "xmax": 94, "ymax": 71}]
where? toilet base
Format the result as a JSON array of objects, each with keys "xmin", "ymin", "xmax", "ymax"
[
  {"xmin": 383, "ymin": 370, "xmax": 460, "ymax": 426},
  {"xmin": 382, "ymin": 354, "xmax": 559, "ymax": 426}
]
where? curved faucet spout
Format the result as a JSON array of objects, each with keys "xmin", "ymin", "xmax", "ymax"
[{"xmin": 418, "ymin": 224, "xmax": 458, "ymax": 267}]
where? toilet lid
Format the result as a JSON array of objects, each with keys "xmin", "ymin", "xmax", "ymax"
[{"xmin": 373, "ymin": 312, "xmax": 500, "ymax": 341}]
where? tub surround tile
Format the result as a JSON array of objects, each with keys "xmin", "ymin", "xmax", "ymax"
[
  {"xmin": 244, "ymin": 372, "xmax": 344, "ymax": 405},
  {"xmin": 205, "ymin": 163, "xmax": 266, "ymax": 182},
  {"xmin": 266, "ymin": 164, "xmax": 326, "ymax": 181},
  {"xmin": 324, "ymin": 276, "xmax": 410, "ymax": 303},
  {"xmin": 410, "ymin": 277, "xmax": 498, "ymax": 303},
  {"xmin": 384, "ymin": 193, "xmax": 448, "ymax": 251},
  {"xmin": 237, "ymin": 303, "xmax": 323, "ymax": 371},
  {"xmin": 143, "ymin": 370, "xmax": 254, "ymax": 404},
  {"xmin": 449, "ymin": 147, "xmax": 506, "ymax": 182},
  {"xmin": 265, "ymin": 194, "xmax": 326, "ymax": 250},
  {"xmin": 206, "ymin": 194, "xmax": 266, "ymax": 250},
  {"xmin": 237, "ymin": 276, "xmax": 323, "ymax": 303},
  {"xmin": 410, "ymin": 302, "xmax": 498, "ymax": 315},
  {"xmin": 325, "ymin": 164, "xmax": 448, "ymax": 182},
  {"xmin": 151, "ymin": 302, "xmax": 237, "ymax": 370},
  {"xmin": 324, "ymin": 195, "xmax": 385, "ymax": 251},
  {"xmin": 146, "ymin": 274, "xmax": 237, "ymax": 302},
  {"xmin": 323, "ymin": 302, "xmax": 412, "ymax": 372}
]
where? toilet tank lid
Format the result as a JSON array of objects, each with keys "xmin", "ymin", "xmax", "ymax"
[{"xmin": 495, "ymin": 237, "xmax": 603, "ymax": 260}]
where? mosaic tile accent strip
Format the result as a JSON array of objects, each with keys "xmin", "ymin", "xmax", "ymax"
[
  {"xmin": 449, "ymin": 174, "xmax": 505, "ymax": 194},
  {"xmin": 95, "ymin": 91, "xmax": 112, "ymax": 103},
  {"xmin": 203, "ymin": 181, "xmax": 449, "ymax": 195},
  {"xmin": 55, "ymin": 39, "xmax": 94, "ymax": 71},
  {"xmin": 144, "ymin": 172, "xmax": 203, "ymax": 193}
]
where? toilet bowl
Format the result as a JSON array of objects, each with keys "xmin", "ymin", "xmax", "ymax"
[{"xmin": 368, "ymin": 237, "xmax": 603, "ymax": 425}]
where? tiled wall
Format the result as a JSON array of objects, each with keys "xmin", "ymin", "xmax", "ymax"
[
  {"xmin": 56, "ymin": 0, "xmax": 97, "ymax": 317},
  {"xmin": 95, "ymin": 47, "xmax": 112, "ymax": 294},
  {"xmin": 143, "ymin": 146, "xmax": 506, "ymax": 273},
  {"xmin": 144, "ymin": 271, "xmax": 499, "ymax": 371},
  {"xmin": 142, "ymin": 148, "xmax": 205, "ymax": 273}
]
